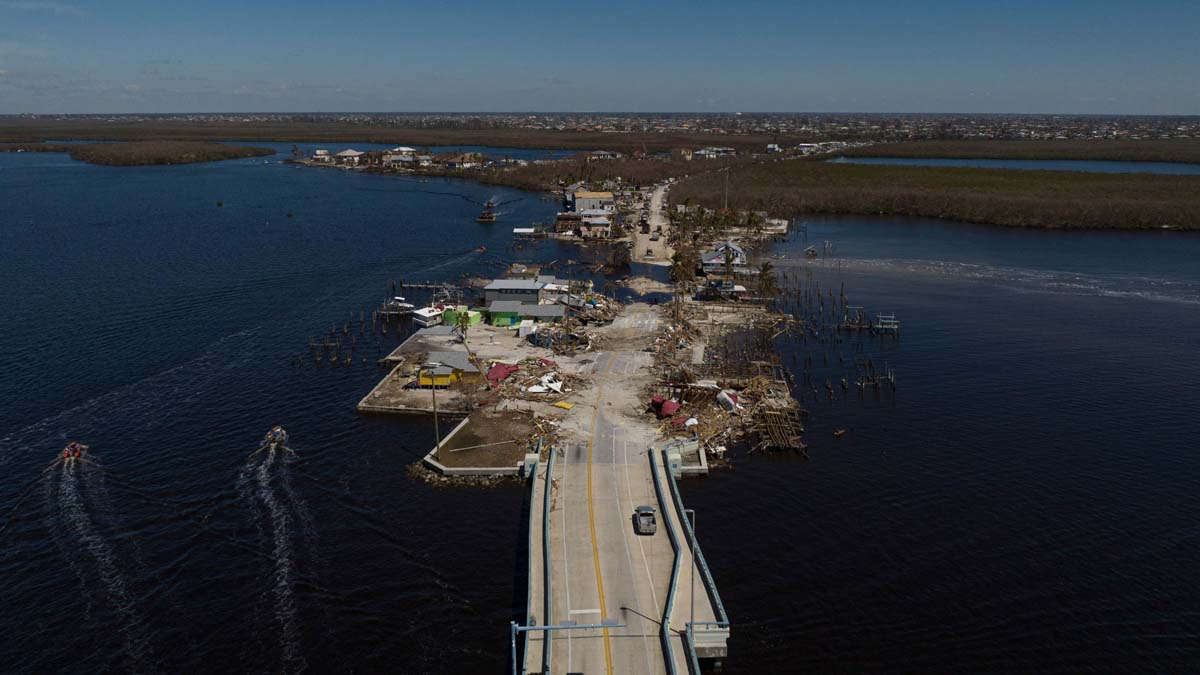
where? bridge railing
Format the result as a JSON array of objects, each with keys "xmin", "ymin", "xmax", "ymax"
[
  {"xmin": 665, "ymin": 449, "xmax": 730, "ymax": 675},
  {"xmin": 519, "ymin": 440, "xmax": 542, "ymax": 675},
  {"xmin": 665, "ymin": 455, "xmax": 729, "ymax": 626},
  {"xmin": 650, "ymin": 446, "xmax": 683, "ymax": 675},
  {"xmin": 540, "ymin": 446, "xmax": 555, "ymax": 675}
]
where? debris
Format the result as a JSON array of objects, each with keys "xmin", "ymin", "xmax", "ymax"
[{"xmin": 486, "ymin": 362, "xmax": 520, "ymax": 389}]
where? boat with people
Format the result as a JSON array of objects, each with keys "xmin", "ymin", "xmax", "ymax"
[
  {"xmin": 472, "ymin": 198, "xmax": 496, "ymax": 222},
  {"xmin": 476, "ymin": 206, "xmax": 497, "ymax": 223},
  {"xmin": 379, "ymin": 295, "xmax": 416, "ymax": 317},
  {"xmin": 60, "ymin": 441, "xmax": 89, "ymax": 460},
  {"xmin": 264, "ymin": 426, "xmax": 288, "ymax": 448}
]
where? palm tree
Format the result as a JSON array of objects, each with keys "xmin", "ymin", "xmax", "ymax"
[
  {"xmin": 723, "ymin": 247, "xmax": 735, "ymax": 279},
  {"xmin": 670, "ymin": 250, "xmax": 691, "ymax": 283},
  {"xmin": 757, "ymin": 261, "xmax": 778, "ymax": 299}
]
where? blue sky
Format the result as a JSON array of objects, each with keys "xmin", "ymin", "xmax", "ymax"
[{"xmin": 1, "ymin": 0, "xmax": 1197, "ymax": 114}]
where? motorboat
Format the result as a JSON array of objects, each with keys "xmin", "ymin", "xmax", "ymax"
[
  {"xmin": 60, "ymin": 441, "xmax": 89, "ymax": 460},
  {"xmin": 413, "ymin": 306, "xmax": 444, "ymax": 327},
  {"xmin": 264, "ymin": 426, "xmax": 288, "ymax": 447},
  {"xmin": 379, "ymin": 295, "xmax": 415, "ymax": 317},
  {"xmin": 476, "ymin": 206, "xmax": 497, "ymax": 223}
]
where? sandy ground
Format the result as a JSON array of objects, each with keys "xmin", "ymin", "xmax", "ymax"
[
  {"xmin": 363, "ymin": 304, "xmax": 672, "ymax": 469},
  {"xmin": 435, "ymin": 410, "xmax": 536, "ymax": 468},
  {"xmin": 622, "ymin": 276, "xmax": 675, "ymax": 295}
]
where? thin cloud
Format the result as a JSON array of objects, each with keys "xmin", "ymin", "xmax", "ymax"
[{"xmin": 0, "ymin": 1, "xmax": 82, "ymax": 16}]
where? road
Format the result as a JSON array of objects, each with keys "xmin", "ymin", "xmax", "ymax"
[
  {"xmin": 630, "ymin": 183, "xmax": 674, "ymax": 266},
  {"xmin": 526, "ymin": 307, "xmax": 722, "ymax": 674}
]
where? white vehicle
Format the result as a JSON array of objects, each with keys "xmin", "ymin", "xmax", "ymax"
[{"xmin": 633, "ymin": 505, "xmax": 657, "ymax": 535}]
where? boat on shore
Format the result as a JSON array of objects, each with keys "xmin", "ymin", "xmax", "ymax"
[
  {"xmin": 414, "ymin": 306, "xmax": 444, "ymax": 327},
  {"xmin": 379, "ymin": 295, "xmax": 416, "ymax": 317}
]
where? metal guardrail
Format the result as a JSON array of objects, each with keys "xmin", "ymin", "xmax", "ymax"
[
  {"xmin": 540, "ymin": 446, "xmax": 555, "ymax": 675},
  {"xmin": 666, "ymin": 460, "xmax": 729, "ymax": 626},
  {"xmin": 665, "ymin": 450, "xmax": 729, "ymax": 675},
  {"xmin": 519, "ymin": 440, "xmax": 541, "ymax": 675},
  {"xmin": 650, "ymin": 447, "xmax": 683, "ymax": 675}
]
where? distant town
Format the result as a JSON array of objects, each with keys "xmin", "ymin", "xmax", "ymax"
[{"xmin": 4, "ymin": 112, "xmax": 1199, "ymax": 141}]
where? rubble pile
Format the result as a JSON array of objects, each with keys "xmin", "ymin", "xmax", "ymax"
[{"xmin": 486, "ymin": 355, "xmax": 585, "ymax": 403}]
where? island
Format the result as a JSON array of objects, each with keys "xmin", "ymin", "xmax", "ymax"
[{"xmin": 0, "ymin": 141, "xmax": 275, "ymax": 166}]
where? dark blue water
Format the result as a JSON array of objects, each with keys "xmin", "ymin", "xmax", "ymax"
[
  {"xmin": 0, "ymin": 149, "xmax": 588, "ymax": 673},
  {"xmin": 828, "ymin": 155, "xmax": 1200, "ymax": 175},
  {"xmin": 2, "ymin": 151, "xmax": 1199, "ymax": 673},
  {"xmin": 687, "ymin": 216, "xmax": 1200, "ymax": 672}
]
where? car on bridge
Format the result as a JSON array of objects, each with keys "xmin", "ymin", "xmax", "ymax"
[{"xmin": 633, "ymin": 505, "xmax": 658, "ymax": 535}]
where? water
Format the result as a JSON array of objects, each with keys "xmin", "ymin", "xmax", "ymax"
[
  {"xmin": 827, "ymin": 155, "xmax": 1200, "ymax": 175},
  {"xmin": 2, "ymin": 152, "xmax": 1199, "ymax": 672},
  {"xmin": 688, "ymin": 216, "xmax": 1200, "ymax": 672},
  {"xmin": 0, "ymin": 149, "xmax": 582, "ymax": 672}
]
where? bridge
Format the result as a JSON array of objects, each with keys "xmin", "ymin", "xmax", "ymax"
[{"xmin": 515, "ymin": 313, "xmax": 729, "ymax": 674}]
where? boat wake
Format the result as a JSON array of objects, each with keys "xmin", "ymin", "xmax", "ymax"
[
  {"xmin": 0, "ymin": 328, "xmax": 261, "ymax": 472},
  {"xmin": 237, "ymin": 441, "xmax": 312, "ymax": 673},
  {"xmin": 47, "ymin": 458, "xmax": 155, "ymax": 671},
  {"xmin": 780, "ymin": 257, "xmax": 1200, "ymax": 306}
]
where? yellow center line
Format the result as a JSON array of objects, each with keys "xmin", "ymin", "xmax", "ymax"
[{"xmin": 588, "ymin": 353, "xmax": 616, "ymax": 675}]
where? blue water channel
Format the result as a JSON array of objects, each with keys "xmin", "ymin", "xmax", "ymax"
[{"xmin": 1, "ymin": 147, "xmax": 1198, "ymax": 672}]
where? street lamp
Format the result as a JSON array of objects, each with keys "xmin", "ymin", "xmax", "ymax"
[
  {"xmin": 510, "ymin": 620, "xmax": 625, "ymax": 675},
  {"xmin": 684, "ymin": 508, "xmax": 696, "ymax": 630},
  {"xmin": 419, "ymin": 362, "xmax": 443, "ymax": 456}
]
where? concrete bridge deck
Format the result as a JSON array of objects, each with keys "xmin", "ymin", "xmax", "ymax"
[{"xmin": 521, "ymin": 309, "xmax": 727, "ymax": 674}]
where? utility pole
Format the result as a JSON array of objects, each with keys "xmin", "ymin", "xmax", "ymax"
[{"xmin": 421, "ymin": 362, "xmax": 443, "ymax": 457}]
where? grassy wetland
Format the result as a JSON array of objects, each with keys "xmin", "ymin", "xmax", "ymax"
[
  {"xmin": 0, "ymin": 141, "xmax": 274, "ymax": 166},
  {"xmin": 667, "ymin": 159, "xmax": 1200, "ymax": 230}
]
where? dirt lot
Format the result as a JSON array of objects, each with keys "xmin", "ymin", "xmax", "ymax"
[{"xmin": 435, "ymin": 411, "xmax": 537, "ymax": 468}]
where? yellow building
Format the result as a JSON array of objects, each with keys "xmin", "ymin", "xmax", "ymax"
[{"xmin": 417, "ymin": 351, "xmax": 481, "ymax": 387}]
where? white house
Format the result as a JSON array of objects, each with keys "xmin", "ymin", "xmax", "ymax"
[
  {"xmin": 313, "ymin": 149, "xmax": 332, "ymax": 162},
  {"xmin": 335, "ymin": 149, "xmax": 365, "ymax": 165},
  {"xmin": 694, "ymin": 146, "xmax": 736, "ymax": 159},
  {"xmin": 700, "ymin": 241, "xmax": 748, "ymax": 274},
  {"xmin": 382, "ymin": 153, "xmax": 415, "ymax": 167}
]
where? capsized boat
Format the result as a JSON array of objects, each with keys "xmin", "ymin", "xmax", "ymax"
[
  {"xmin": 60, "ymin": 441, "xmax": 89, "ymax": 459},
  {"xmin": 379, "ymin": 295, "xmax": 416, "ymax": 317}
]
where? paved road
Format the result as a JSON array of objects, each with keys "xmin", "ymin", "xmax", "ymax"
[
  {"xmin": 526, "ymin": 308, "xmax": 721, "ymax": 674},
  {"xmin": 631, "ymin": 184, "xmax": 674, "ymax": 265}
]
